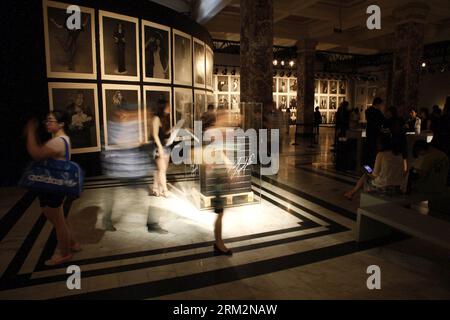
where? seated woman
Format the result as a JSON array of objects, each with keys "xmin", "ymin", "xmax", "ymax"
[{"xmin": 344, "ymin": 134, "xmax": 407, "ymax": 200}]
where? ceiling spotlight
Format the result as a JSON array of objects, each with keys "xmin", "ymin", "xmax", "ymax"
[
  {"xmin": 231, "ymin": 68, "xmax": 236, "ymax": 75},
  {"xmin": 279, "ymin": 71, "xmax": 285, "ymax": 77},
  {"xmin": 421, "ymin": 62, "xmax": 427, "ymax": 68},
  {"xmin": 286, "ymin": 72, "xmax": 292, "ymax": 77},
  {"xmin": 281, "ymin": 60, "xmax": 285, "ymax": 66},
  {"xmin": 222, "ymin": 68, "xmax": 228, "ymax": 75},
  {"xmin": 289, "ymin": 60, "xmax": 295, "ymax": 67},
  {"xmin": 213, "ymin": 68, "xmax": 218, "ymax": 74},
  {"xmin": 273, "ymin": 59, "xmax": 278, "ymax": 66},
  {"xmin": 273, "ymin": 71, "xmax": 277, "ymax": 77},
  {"xmin": 294, "ymin": 72, "xmax": 298, "ymax": 78}
]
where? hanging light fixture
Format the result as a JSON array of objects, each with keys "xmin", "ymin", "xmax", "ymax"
[
  {"xmin": 273, "ymin": 59, "xmax": 278, "ymax": 66},
  {"xmin": 281, "ymin": 60, "xmax": 285, "ymax": 66},
  {"xmin": 289, "ymin": 60, "xmax": 295, "ymax": 67}
]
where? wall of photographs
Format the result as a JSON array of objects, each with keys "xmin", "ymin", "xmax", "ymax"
[
  {"xmin": 43, "ymin": 0, "xmax": 213, "ymax": 153},
  {"xmin": 213, "ymin": 73, "xmax": 349, "ymax": 125}
]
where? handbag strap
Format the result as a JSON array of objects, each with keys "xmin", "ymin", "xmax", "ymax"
[{"xmin": 60, "ymin": 137, "xmax": 70, "ymax": 162}]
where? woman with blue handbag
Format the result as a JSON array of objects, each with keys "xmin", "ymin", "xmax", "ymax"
[{"xmin": 24, "ymin": 111, "xmax": 80, "ymax": 266}]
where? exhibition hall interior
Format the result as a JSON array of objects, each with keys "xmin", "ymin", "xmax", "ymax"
[{"xmin": 1, "ymin": 0, "xmax": 450, "ymax": 300}]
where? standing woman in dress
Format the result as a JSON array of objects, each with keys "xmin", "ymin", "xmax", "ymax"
[
  {"xmin": 24, "ymin": 111, "xmax": 80, "ymax": 265},
  {"xmin": 150, "ymin": 98, "xmax": 171, "ymax": 197}
]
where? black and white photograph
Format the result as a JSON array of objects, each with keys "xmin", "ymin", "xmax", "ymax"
[
  {"xmin": 99, "ymin": 11, "xmax": 139, "ymax": 81},
  {"xmin": 173, "ymin": 30, "xmax": 192, "ymax": 85},
  {"xmin": 217, "ymin": 76, "xmax": 229, "ymax": 92},
  {"xmin": 193, "ymin": 39, "xmax": 206, "ymax": 87},
  {"xmin": 320, "ymin": 96, "xmax": 328, "ymax": 109},
  {"xmin": 102, "ymin": 84, "xmax": 142, "ymax": 149},
  {"xmin": 142, "ymin": 20, "xmax": 170, "ymax": 83},
  {"xmin": 278, "ymin": 95, "xmax": 288, "ymax": 109},
  {"xmin": 174, "ymin": 88, "xmax": 193, "ymax": 130},
  {"xmin": 273, "ymin": 78, "xmax": 277, "ymax": 92},
  {"xmin": 43, "ymin": 0, "xmax": 96, "ymax": 79},
  {"xmin": 205, "ymin": 46, "xmax": 214, "ymax": 89},
  {"xmin": 315, "ymin": 80, "xmax": 318, "ymax": 93},
  {"xmin": 339, "ymin": 81, "xmax": 347, "ymax": 95},
  {"xmin": 330, "ymin": 81, "xmax": 337, "ymax": 94},
  {"xmin": 194, "ymin": 90, "xmax": 207, "ymax": 120},
  {"xmin": 315, "ymin": 96, "xmax": 319, "ymax": 108},
  {"xmin": 48, "ymin": 83, "xmax": 100, "ymax": 153},
  {"xmin": 321, "ymin": 80, "xmax": 328, "ymax": 94},
  {"xmin": 289, "ymin": 79, "xmax": 297, "ymax": 93},
  {"xmin": 218, "ymin": 94, "xmax": 229, "ymax": 108},
  {"xmin": 231, "ymin": 94, "xmax": 240, "ymax": 110},
  {"xmin": 279, "ymin": 79, "xmax": 287, "ymax": 93},
  {"xmin": 330, "ymin": 96, "xmax": 337, "ymax": 109},
  {"xmin": 328, "ymin": 112, "xmax": 336, "ymax": 124},
  {"xmin": 289, "ymin": 96, "xmax": 297, "ymax": 108},
  {"xmin": 231, "ymin": 77, "xmax": 240, "ymax": 92},
  {"xmin": 144, "ymin": 86, "xmax": 171, "ymax": 142}
]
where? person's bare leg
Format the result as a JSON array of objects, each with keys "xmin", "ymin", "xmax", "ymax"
[
  {"xmin": 344, "ymin": 174, "xmax": 368, "ymax": 199},
  {"xmin": 43, "ymin": 206, "xmax": 71, "ymax": 257},
  {"xmin": 160, "ymin": 154, "xmax": 169, "ymax": 194},
  {"xmin": 214, "ymin": 213, "xmax": 229, "ymax": 252}
]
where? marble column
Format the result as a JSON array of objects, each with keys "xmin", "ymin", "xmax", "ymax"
[
  {"xmin": 392, "ymin": 3, "xmax": 429, "ymax": 117},
  {"xmin": 296, "ymin": 39, "xmax": 317, "ymax": 135},
  {"xmin": 240, "ymin": 0, "xmax": 273, "ymax": 125}
]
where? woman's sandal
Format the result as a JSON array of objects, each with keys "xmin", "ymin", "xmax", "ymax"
[
  {"xmin": 149, "ymin": 190, "xmax": 160, "ymax": 197},
  {"xmin": 45, "ymin": 253, "xmax": 73, "ymax": 266},
  {"xmin": 213, "ymin": 243, "xmax": 233, "ymax": 256}
]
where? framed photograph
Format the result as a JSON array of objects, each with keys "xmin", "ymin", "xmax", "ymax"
[
  {"xmin": 321, "ymin": 113, "xmax": 327, "ymax": 124},
  {"xmin": 173, "ymin": 29, "xmax": 192, "ymax": 86},
  {"xmin": 314, "ymin": 96, "xmax": 319, "ymax": 109},
  {"xmin": 230, "ymin": 94, "xmax": 240, "ymax": 110},
  {"xmin": 102, "ymin": 84, "xmax": 142, "ymax": 150},
  {"xmin": 289, "ymin": 79, "xmax": 297, "ymax": 93},
  {"xmin": 328, "ymin": 112, "xmax": 336, "ymax": 124},
  {"xmin": 315, "ymin": 80, "xmax": 318, "ymax": 94},
  {"xmin": 174, "ymin": 88, "xmax": 193, "ymax": 130},
  {"xmin": 48, "ymin": 82, "xmax": 100, "ymax": 153},
  {"xmin": 142, "ymin": 20, "xmax": 171, "ymax": 83},
  {"xmin": 273, "ymin": 78, "xmax": 277, "ymax": 92},
  {"xmin": 339, "ymin": 81, "xmax": 347, "ymax": 95},
  {"xmin": 193, "ymin": 38, "xmax": 206, "ymax": 87},
  {"xmin": 338, "ymin": 97, "xmax": 345, "ymax": 106},
  {"xmin": 218, "ymin": 94, "xmax": 229, "ymax": 108},
  {"xmin": 43, "ymin": 0, "xmax": 96, "ymax": 79},
  {"xmin": 319, "ymin": 96, "xmax": 328, "ymax": 110},
  {"xmin": 278, "ymin": 95, "xmax": 288, "ymax": 110},
  {"xmin": 330, "ymin": 81, "xmax": 338, "ymax": 94},
  {"xmin": 143, "ymin": 86, "xmax": 172, "ymax": 142},
  {"xmin": 230, "ymin": 77, "xmax": 240, "ymax": 92},
  {"xmin": 194, "ymin": 90, "xmax": 207, "ymax": 121},
  {"xmin": 99, "ymin": 11, "xmax": 140, "ymax": 81},
  {"xmin": 289, "ymin": 96, "xmax": 297, "ymax": 108},
  {"xmin": 278, "ymin": 79, "xmax": 288, "ymax": 93},
  {"xmin": 329, "ymin": 96, "xmax": 337, "ymax": 110},
  {"xmin": 217, "ymin": 76, "xmax": 229, "ymax": 92},
  {"xmin": 205, "ymin": 46, "xmax": 214, "ymax": 90},
  {"xmin": 321, "ymin": 81, "xmax": 328, "ymax": 94},
  {"xmin": 357, "ymin": 87, "xmax": 366, "ymax": 103}
]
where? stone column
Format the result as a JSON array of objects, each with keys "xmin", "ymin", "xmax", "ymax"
[
  {"xmin": 240, "ymin": 0, "xmax": 273, "ymax": 125},
  {"xmin": 392, "ymin": 3, "xmax": 429, "ymax": 117},
  {"xmin": 296, "ymin": 39, "xmax": 317, "ymax": 135}
]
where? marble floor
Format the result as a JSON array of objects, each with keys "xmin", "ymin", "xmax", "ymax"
[{"xmin": 0, "ymin": 128, "xmax": 449, "ymax": 300}]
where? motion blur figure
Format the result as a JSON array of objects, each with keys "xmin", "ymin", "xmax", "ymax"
[
  {"xmin": 204, "ymin": 107, "xmax": 234, "ymax": 255},
  {"xmin": 101, "ymin": 97, "xmax": 153, "ymax": 231}
]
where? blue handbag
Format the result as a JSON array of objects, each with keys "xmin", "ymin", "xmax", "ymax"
[{"xmin": 19, "ymin": 137, "xmax": 84, "ymax": 197}]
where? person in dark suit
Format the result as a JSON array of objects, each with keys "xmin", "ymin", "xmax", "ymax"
[{"xmin": 365, "ymin": 97, "xmax": 385, "ymax": 167}]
